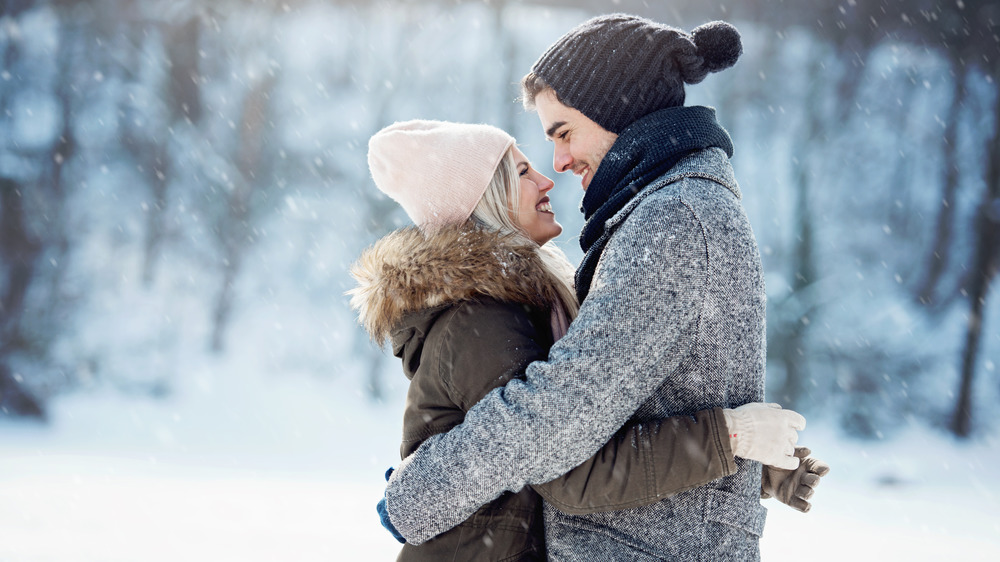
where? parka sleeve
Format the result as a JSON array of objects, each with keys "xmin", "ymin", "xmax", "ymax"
[
  {"xmin": 532, "ymin": 408, "xmax": 736, "ymax": 514},
  {"xmin": 386, "ymin": 196, "xmax": 712, "ymax": 544}
]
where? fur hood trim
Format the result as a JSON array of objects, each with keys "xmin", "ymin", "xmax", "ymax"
[{"xmin": 348, "ymin": 225, "xmax": 562, "ymax": 343}]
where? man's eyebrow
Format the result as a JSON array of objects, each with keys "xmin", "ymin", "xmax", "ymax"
[{"xmin": 545, "ymin": 121, "xmax": 568, "ymax": 139}]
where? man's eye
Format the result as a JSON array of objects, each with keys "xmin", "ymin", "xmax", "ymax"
[{"xmin": 558, "ymin": 131, "xmax": 568, "ymax": 140}]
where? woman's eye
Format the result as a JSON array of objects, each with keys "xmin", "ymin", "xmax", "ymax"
[{"xmin": 519, "ymin": 167, "xmax": 529, "ymax": 176}]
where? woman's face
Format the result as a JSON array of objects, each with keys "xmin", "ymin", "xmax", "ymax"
[{"xmin": 510, "ymin": 146, "xmax": 561, "ymax": 245}]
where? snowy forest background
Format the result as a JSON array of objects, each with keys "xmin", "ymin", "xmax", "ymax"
[{"xmin": 1, "ymin": 0, "xmax": 999, "ymax": 560}]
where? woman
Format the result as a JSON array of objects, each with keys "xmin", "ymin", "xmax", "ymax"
[{"xmin": 350, "ymin": 120, "xmax": 822, "ymax": 561}]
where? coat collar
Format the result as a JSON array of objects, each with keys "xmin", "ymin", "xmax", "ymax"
[
  {"xmin": 348, "ymin": 224, "xmax": 561, "ymax": 344},
  {"xmin": 604, "ymin": 147, "xmax": 740, "ymax": 230},
  {"xmin": 663, "ymin": 147, "xmax": 740, "ymax": 199}
]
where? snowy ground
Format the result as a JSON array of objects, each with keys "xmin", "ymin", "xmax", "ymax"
[{"xmin": 1, "ymin": 366, "xmax": 998, "ymax": 561}]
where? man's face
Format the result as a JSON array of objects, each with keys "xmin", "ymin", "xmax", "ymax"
[{"xmin": 534, "ymin": 89, "xmax": 618, "ymax": 191}]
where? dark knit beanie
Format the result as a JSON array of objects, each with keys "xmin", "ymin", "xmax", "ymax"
[{"xmin": 530, "ymin": 14, "xmax": 742, "ymax": 134}]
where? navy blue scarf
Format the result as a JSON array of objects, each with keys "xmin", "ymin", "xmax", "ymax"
[{"xmin": 575, "ymin": 106, "xmax": 733, "ymax": 302}]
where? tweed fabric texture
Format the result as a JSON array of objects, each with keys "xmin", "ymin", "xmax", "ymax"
[
  {"xmin": 576, "ymin": 105, "xmax": 734, "ymax": 302},
  {"xmin": 530, "ymin": 14, "xmax": 742, "ymax": 133},
  {"xmin": 544, "ymin": 507, "xmax": 760, "ymax": 562},
  {"xmin": 367, "ymin": 119, "xmax": 515, "ymax": 230},
  {"xmin": 384, "ymin": 147, "xmax": 767, "ymax": 558}
]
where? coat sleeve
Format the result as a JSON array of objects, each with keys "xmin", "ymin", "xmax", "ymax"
[
  {"xmin": 532, "ymin": 408, "xmax": 735, "ymax": 514},
  {"xmin": 440, "ymin": 302, "xmax": 736, "ymax": 516},
  {"xmin": 386, "ymin": 196, "xmax": 710, "ymax": 544}
]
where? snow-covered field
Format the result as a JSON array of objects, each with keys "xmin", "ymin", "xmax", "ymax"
[{"xmin": 1, "ymin": 366, "xmax": 998, "ymax": 561}]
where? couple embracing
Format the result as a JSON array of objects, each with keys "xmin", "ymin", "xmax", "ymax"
[{"xmin": 350, "ymin": 13, "xmax": 829, "ymax": 561}]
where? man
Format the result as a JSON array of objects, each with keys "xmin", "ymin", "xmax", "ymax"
[{"xmin": 380, "ymin": 14, "xmax": 821, "ymax": 560}]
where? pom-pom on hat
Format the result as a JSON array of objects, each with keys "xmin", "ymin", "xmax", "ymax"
[
  {"xmin": 529, "ymin": 14, "xmax": 743, "ymax": 134},
  {"xmin": 367, "ymin": 119, "xmax": 516, "ymax": 231}
]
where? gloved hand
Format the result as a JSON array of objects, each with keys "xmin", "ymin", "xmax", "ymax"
[
  {"xmin": 377, "ymin": 467, "xmax": 406, "ymax": 544},
  {"xmin": 761, "ymin": 447, "xmax": 831, "ymax": 513},
  {"xmin": 722, "ymin": 402, "xmax": 806, "ymax": 470}
]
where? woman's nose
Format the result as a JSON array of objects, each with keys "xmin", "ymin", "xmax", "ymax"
[{"xmin": 538, "ymin": 173, "xmax": 555, "ymax": 192}]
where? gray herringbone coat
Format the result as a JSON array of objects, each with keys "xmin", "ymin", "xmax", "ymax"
[{"xmin": 384, "ymin": 148, "xmax": 767, "ymax": 560}]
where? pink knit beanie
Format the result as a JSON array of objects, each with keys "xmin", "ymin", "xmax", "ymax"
[{"xmin": 367, "ymin": 119, "xmax": 516, "ymax": 230}]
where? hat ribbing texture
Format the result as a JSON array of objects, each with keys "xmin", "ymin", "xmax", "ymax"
[
  {"xmin": 368, "ymin": 120, "xmax": 515, "ymax": 231},
  {"xmin": 531, "ymin": 14, "xmax": 743, "ymax": 134}
]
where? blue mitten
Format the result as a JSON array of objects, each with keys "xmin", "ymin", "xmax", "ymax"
[{"xmin": 377, "ymin": 468, "xmax": 406, "ymax": 544}]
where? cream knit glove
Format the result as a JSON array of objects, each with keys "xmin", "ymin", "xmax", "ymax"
[{"xmin": 723, "ymin": 403, "xmax": 806, "ymax": 470}]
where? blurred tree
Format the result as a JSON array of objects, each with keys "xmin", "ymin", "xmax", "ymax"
[
  {"xmin": 0, "ymin": 1, "xmax": 92, "ymax": 418},
  {"xmin": 913, "ymin": 60, "xmax": 968, "ymax": 306},
  {"xmin": 908, "ymin": 0, "xmax": 1000, "ymax": 437},
  {"xmin": 952, "ymin": 50, "xmax": 1000, "ymax": 437},
  {"xmin": 0, "ymin": 180, "xmax": 45, "ymax": 418},
  {"xmin": 767, "ymin": 43, "xmax": 824, "ymax": 413},
  {"xmin": 141, "ymin": 12, "xmax": 205, "ymax": 287},
  {"xmin": 210, "ymin": 73, "xmax": 277, "ymax": 353}
]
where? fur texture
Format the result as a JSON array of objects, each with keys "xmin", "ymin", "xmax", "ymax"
[{"xmin": 349, "ymin": 224, "xmax": 562, "ymax": 344}]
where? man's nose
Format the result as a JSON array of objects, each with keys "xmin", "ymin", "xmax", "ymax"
[{"xmin": 553, "ymin": 145, "xmax": 573, "ymax": 173}]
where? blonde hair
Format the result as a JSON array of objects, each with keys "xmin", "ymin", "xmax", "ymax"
[{"xmin": 471, "ymin": 148, "xmax": 580, "ymax": 321}]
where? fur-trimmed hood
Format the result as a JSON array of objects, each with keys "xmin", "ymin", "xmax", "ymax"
[{"xmin": 349, "ymin": 224, "xmax": 564, "ymax": 344}]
